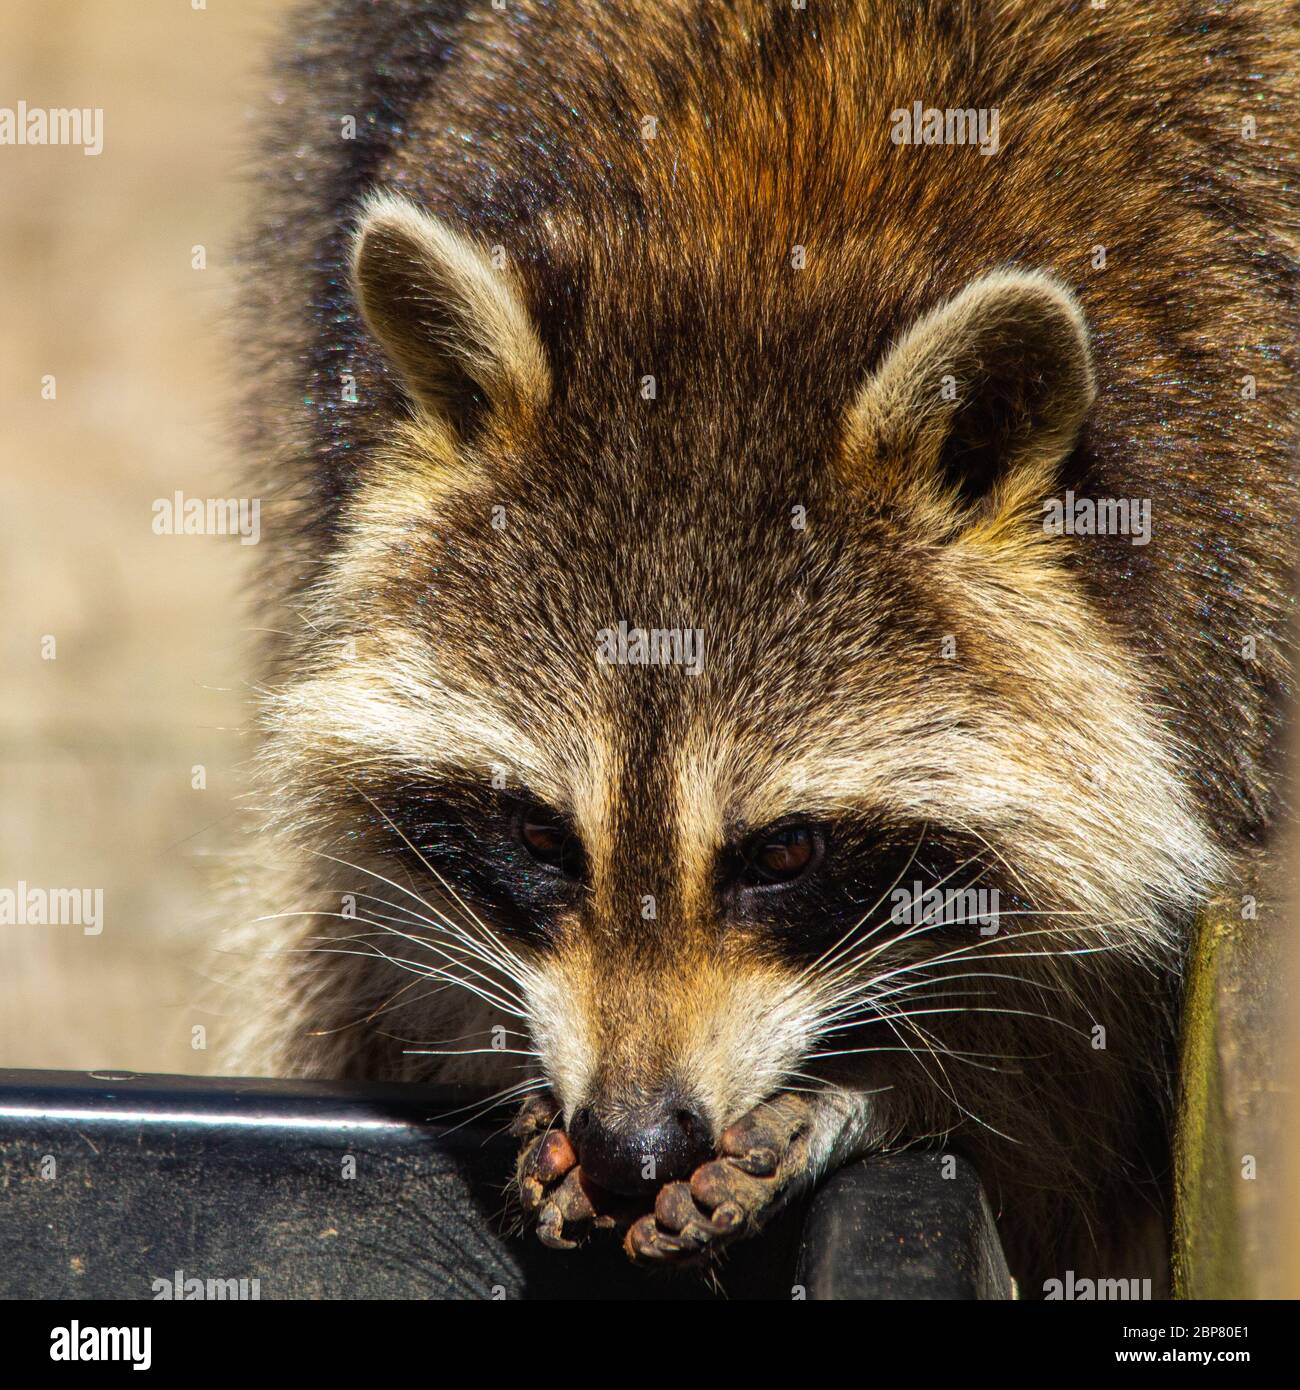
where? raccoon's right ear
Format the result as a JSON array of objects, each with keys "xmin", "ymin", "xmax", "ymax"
[
  {"xmin": 843, "ymin": 269, "xmax": 1095, "ymax": 535},
  {"xmin": 350, "ymin": 192, "xmax": 550, "ymax": 433}
]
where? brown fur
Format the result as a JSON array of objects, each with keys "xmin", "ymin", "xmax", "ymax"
[{"xmin": 230, "ymin": 1, "xmax": 1300, "ymax": 1292}]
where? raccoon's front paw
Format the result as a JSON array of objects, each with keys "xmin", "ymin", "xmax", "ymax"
[
  {"xmin": 512, "ymin": 1094, "xmax": 637, "ymax": 1249},
  {"xmin": 624, "ymin": 1093, "xmax": 814, "ymax": 1265},
  {"xmin": 513, "ymin": 1095, "xmax": 597, "ymax": 1250}
]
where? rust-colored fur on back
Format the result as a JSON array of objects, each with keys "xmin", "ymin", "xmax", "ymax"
[{"xmin": 230, "ymin": 1, "xmax": 1299, "ymax": 1292}]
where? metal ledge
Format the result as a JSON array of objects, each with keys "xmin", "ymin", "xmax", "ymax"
[{"xmin": 0, "ymin": 1070, "xmax": 1010, "ymax": 1300}]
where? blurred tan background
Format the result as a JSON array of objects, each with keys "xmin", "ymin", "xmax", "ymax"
[{"xmin": 0, "ymin": 0, "xmax": 290, "ymax": 1072}]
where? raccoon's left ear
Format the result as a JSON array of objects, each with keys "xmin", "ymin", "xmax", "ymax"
[
  {"xmin": 843, "ymin": 269, "xmax": 1095, "ymax": 533},
  {"xmin": 350, "ymin": 192, "xmax": 550, "ymax": 432}
]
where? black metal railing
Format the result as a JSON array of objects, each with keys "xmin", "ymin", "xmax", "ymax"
[{"xmin": 0, "ymin": 1070, "xmax": 1011, "ymax": 1300}]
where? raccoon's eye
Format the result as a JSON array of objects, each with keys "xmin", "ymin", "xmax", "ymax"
[
  {"xmin": 738, "ymin": 823, "xmax": 822, "ymax": 888},
  {"xmin": 517, "ymin": 805, "xmax": 586, "ymax": 880}
]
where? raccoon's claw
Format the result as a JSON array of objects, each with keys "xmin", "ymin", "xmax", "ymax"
[
  {"xmin": 624, "ymin": 1093, "xmax": 815, "ymax": 1265},
  {"xmin": 510, "ymin": 1092, "xmax": 561, "ymax": 1140}
]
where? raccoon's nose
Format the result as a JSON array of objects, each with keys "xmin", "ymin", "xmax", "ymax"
[{"xmin": 569, "ymin": 1101, "xmax": 713, "ymax": 1197}]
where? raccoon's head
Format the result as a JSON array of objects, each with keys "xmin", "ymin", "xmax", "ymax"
[{"xmin": 262, "ymin": 193, "xmax": 1217, "ymax": 1196}]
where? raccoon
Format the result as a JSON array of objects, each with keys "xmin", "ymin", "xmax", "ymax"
[{"xmin": 229, "ymin": 0, "xmax": 1299, "ymax": 1290}]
